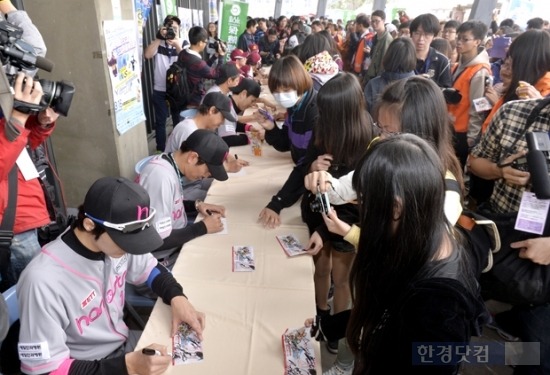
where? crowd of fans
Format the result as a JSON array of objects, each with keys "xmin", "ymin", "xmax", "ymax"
[{"xmin": 3, "ymin": 3, "xmax": 550, "ymax": 375}]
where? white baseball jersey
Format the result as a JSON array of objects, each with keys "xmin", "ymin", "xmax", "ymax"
[
  {"xmin": 17, "ymin": 234, "xmax": 157, "ymax": 374},
  {"xmin": 138, "ymin": 155, "xmax": 188, "ymax": 239},
  {"xmin": 165, "ymin": 118, "xmax": 198, "ymax": 153}
]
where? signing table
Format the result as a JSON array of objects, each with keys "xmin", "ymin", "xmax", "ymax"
[{"xmin": 136, "ymin": 143, "xmax": 321, "ymax": 374}]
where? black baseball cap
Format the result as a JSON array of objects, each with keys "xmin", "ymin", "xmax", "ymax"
[
  {"xmin": 215, "ymin": 63, "xmax": 240, "ymax": 85},
  {"xmin": 185, "ymin": 129, "xmax": 229, "ymax": 181},
  {"xmin": 83, "ymin": 177, "xmax": 163, "ymax": 255},
  {"xmin": 230, "ymin": 78, "xmax": 261, "ymax": 98},
  {"xmin": 202, "ymin": 92, "xmax": 237, "ymax": 122}
]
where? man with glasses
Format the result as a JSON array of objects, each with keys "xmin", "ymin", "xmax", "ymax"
[
  {"xmin": 447, "ymin": 20, "xmax": 491, "ymax": 168},
  {"xmin": 177, "ymin": 26, "xmax": 226, "ymax": 109},
  {"xmin": 442, "ymin": 20, "xmax": 460, "ymax": 41},
  {"xmin": 410, "ymin": 13, "xmax": 452, "ymax": 88},
  {"xmin": 364, "ymin": 10, "xmax": 394, "ymax": 84},
  {"xmin": 17, "ymin": 176, "xmax": 205, "ymax": 375}
]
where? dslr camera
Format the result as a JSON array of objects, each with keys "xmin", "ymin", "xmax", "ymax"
[
  {"xmin": 526, "ymin": 131, "xmax": 550, "ymax": 199},
  {"xmin": 310, "ymin": 186, "xmax": 331, "ymax": 215},
  {"xmin": 0, "ymin": 20, "xmax": 75, "ymax": 116},
  {"xmin": 208, "ymin": 38, "xmax": 226, "ymax": 53},
  {"xmin": 164, "ymin": 20, "xmax": 176, "ymax": 40}
]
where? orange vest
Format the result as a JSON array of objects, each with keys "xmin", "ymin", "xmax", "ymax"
[
  {"xmin": 448, "ymin": 63, "xmax": 490, "ymax": 133},
  {"xmin": 481, "ymin": 72, "xmax": 550, "ymax": 133},
  {"xmin": 353, "ymin": 33, "xmax": 373, "ymax": 74}
]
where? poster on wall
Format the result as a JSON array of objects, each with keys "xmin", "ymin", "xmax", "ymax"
[
  {"xmin": 218, "ymin": 0, "xmax": 248, "ymax": 56},
  {"xmin": 209, "ymin": 0, "xmax": 218, "ymax": 22},
  {"xmin": 134, "ymin": 0, "xmax": 154, "ymax": 61},
  {"xmin": 192, "ymin": 9, "xmax": 200, "ymax": 26},
  {"xmin": 178, "ymin": 7, "xmax": 193, "ymax": 43},
  {"xmin": 103, "ymin": 20, "xmax": 146, "ymax": 135},
  {"xmin": 198, "ymin": 10, "xmax": 204, "ymax": 27}
]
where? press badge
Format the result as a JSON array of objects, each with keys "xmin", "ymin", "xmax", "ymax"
[
  {"xmin": 18, "ymin": 341, "xmax": 51, "ymax": 360},
  {"xmin": 16, "ymin": 148, "xmax": 39, "ymax": 181},
  {"xmin": 473, "ymin": 97, "xmax": 493, "ymax": 112},
  {"xmin": 515, "ymin": 192, "xmax": 550, "ymax": 235}
]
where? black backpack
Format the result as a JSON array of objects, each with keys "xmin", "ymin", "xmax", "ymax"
[{"xmin": 166, "ymin": 61, "xmax": 191, "ymax": 112}]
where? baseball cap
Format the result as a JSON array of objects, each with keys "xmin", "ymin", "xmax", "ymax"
[
  {"xmin": 230, "ymin": 78, "xmax": 261, "ymax": 98},
  {"xmin": 248, "ymin": 43, "xmax": 259, "ymax": 53},
  {"xmin": 202, "ymin": 92, "xmax": 237, "ymax": 122},
  {"xmin": 83, "ymin": 177, "xmax": 163, "ymax": 255},
  {"xmin": 230, "ymin": 48, "xmax": 249, "ymax": 60},
  {"xmin": 185, "ymin": 129, "xmax": 229, "ymax": 181},
  {"xmin": 215, "ymin": 63, "xmax": 241, "ymax": 85},
  {"xmin": 247, "ymin": 52, "xmax": 262, "ymax": 65}
]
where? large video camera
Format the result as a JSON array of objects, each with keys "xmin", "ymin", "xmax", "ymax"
[
  {"xmin": 0, "ymin": 20, "xmax": 74, "ymax": 116},
  {"xmin": 526, "ymin": 131, "xmax": 550, "ymax": 199}
]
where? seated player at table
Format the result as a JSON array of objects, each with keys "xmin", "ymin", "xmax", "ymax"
[
  {"xmin": 138, "ymin": 130, "xmax": 228, "ymax": 266},
  {"xmin": 219, "ymin": 78, "xmax": 264, "ymax": 147},
  {"xmin": 17, "ymin": 177, "xmax": 205, "ymax": 375}
]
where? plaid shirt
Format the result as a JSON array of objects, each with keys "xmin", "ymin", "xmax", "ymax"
[{"xmin": 470, "ymin": 98, "xmax": 550, "ymax": 214}]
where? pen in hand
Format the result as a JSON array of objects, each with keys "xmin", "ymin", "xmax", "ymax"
[
  {"xmin": 142, "ymin": 348, "xmax": 161, "ymax": 356},
  {"xmin": 234, "ymin": 154, "xmax": 238, "ymax": 160},
  {"xmin": 206, "ymin": 209, "xmax": 213, "ymax": 216}
]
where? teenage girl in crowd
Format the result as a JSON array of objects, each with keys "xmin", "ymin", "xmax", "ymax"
[
  {"xmin": 304, "ymin": 76, "xmax": 464, "ymax": 247},
  {"xmin": 469, "ymin": 30, "xmax": 550, "ymax": 206},
  {"xmin": 257, "ymin": 55, "xmax": 319, "ymax": 228},
  {"xmin": 305, "ymin": 134, "xmax": 487, "ymax": 374},
  {"xmin": 300, "ymin": 73, "xmax": 373, "ymax": 354}
]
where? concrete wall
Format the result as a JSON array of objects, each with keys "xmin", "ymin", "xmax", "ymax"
[{"xmin": 24, "ymin": 0, "xmax": 149, "ymax": 207}]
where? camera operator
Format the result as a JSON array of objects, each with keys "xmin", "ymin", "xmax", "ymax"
[
  {"xmin": 0, "ymin": 73, "xmax": 59, "ymax": 292},
  {"xmin": 144, "ymin": 15, "xmax": 186, "ymax": 152},
  {"xmin": 205, "ymin": 22, "xmax": 226, "ymax": 60}
]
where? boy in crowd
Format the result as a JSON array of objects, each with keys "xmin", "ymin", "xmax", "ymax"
[
  {"xmin": 17, "ymin": 177, "xmax": 205, "ymax": 375},
  {"xmin": 447, "ymin": 20, "xmax": 491, "ymax": 167},
  {"xmin": 178, "ymin": 26, "xmax": 226, "ymax": 108},
  {"xmin": 410, "ymin": 13, "xmax": 452, "ymax": 88}
]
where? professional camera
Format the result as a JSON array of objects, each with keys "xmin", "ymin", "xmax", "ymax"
[
  {"xmin": 0, "ymin": 20, "xmax": 74, "ymax": 116},
  {"xmin": 309, "ymin": 186, "xmax": 332, "ymax": 215},
  {"xmin": 526, "ymin": 131, "xmax": 550, "ymax": 199},
  {"xmin": 163, "ymin": 20, "xmax": 177, "ymax": 40},
  {"xmin": 208, "ymin": 38, "xmax": 226, "ymax": 53}
]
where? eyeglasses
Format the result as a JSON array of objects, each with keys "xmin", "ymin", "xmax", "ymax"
[
  {"xmin": 412, "ymin": 31, "xmax": 434, "ymax": 39},
  {"xmin": 371, "ymin": 19, "xmax": 383, "ymax": 24},
  {"xmin": 373, "ymin": 122, "xmax": 401, "ymax": 137},
  {"xmin": 85, "ymin": 208, "xmax": 156, "ymax": 233}
]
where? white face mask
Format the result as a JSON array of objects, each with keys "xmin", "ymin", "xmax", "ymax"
[{"xmin": 273, "ymin": 90, "xmax": 299, "ymax": 108}]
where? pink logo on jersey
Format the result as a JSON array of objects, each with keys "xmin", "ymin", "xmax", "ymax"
[
  {"xmin": 75, "ymin": 271, "xmax": 126, "ymax": 335},
  {"xmin": 136, "ymin": 205, "xmax": 149, "ymax": 220}
]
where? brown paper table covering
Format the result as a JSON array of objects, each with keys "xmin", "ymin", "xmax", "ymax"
[{"xmin": 136, "ymin": 143, "xmax": 321, "ymax": 374}]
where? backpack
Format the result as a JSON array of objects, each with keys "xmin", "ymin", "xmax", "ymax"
[{"xmin": 166, "ymin": 61, "xmax": 191, "ymax": 112}]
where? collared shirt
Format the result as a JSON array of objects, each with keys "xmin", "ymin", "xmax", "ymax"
[{"xmin": 470, "ymin": 98, "xmax": 550, "ymax": 214}]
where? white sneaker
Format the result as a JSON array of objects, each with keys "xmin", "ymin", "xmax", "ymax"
[{"xmin": 322, "ymin": 362, "xmax": 354, "ymax": 375}]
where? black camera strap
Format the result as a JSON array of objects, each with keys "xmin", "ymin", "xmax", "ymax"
[{"xmin": 499, "ymin": 96, "xmax": 550, "ymax": 161}]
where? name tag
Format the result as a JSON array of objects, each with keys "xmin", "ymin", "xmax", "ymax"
[
  {"xmin": 16, "ymin": 148, "xmax": 39, "ymax": 181},
  {"xmin": 18, "ymin": 341, "xmax": 51, "ymax": 360},
  {"xmin": 515, "ymin": 192, "xmax": 550, "ymax": 235}
]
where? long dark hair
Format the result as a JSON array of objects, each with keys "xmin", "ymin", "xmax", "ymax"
[
  {"xmin": 375, "ymin": 76, "xmax": 464, "ymax": 192},
  {"xmin": 503, "ymin": 30, "xmax": 550, "ymax": 103},
  {"xmin": 348, "ymin": 135, "xmax": 449, "ymax": 374},
  {"xmin": 314, "ymin": 73, "xmax": 374, "ymax": 168}
]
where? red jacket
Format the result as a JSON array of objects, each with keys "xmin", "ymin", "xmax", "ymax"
[{"xmin": 0, "ymin": 115, "xmax": 54, "ymax": 234}]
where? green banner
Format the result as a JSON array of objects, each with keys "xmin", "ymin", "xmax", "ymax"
[
  {"xmin": 162, "ymin": 0, "xmax": 177, "ymax": 20},
  {"xmin": 219, "ymin": 0, "xmax": 249, "ymax": 55}
]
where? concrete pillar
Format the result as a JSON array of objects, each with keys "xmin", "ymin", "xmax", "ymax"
[
  {"xmin": 316, "ymin": 0, "xmax": 327, "ymax": 17},
  {"xmin": 274, "ymin": 0, "xmax": 282, "ymax": 19},
  {"xmin": 23, "ymin": 0, "xmax": 150, "ymax": 206},
  {"xmin": 372, "ymin": 0, "xmax": 386, "ymax": 12},
  {"xmin": 469, "ymin": 0, "xmax": 498, "ymax": 25}
]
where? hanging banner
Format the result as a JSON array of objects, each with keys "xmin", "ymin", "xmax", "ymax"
[
  {"xmin": 161, "ymin": 0, "xmax": 177, "ymax": 21},
  {"xmin": 178, "ymin": 7, "xmax": 193, "ymax": 44},
  {"xmin": 218, "ymin": 0, "xmax": 249, "ymax": 55},
  {"xmin": 103, "ymin": 20, "xmax": 145, "ymax": 135},
  {"xmin": 134, "ymin": 0, "xmax": 153, "ymax": 61},
  {"xmin": 209, "ymin": 0, "xmax": 218, "ymax": 22}
]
